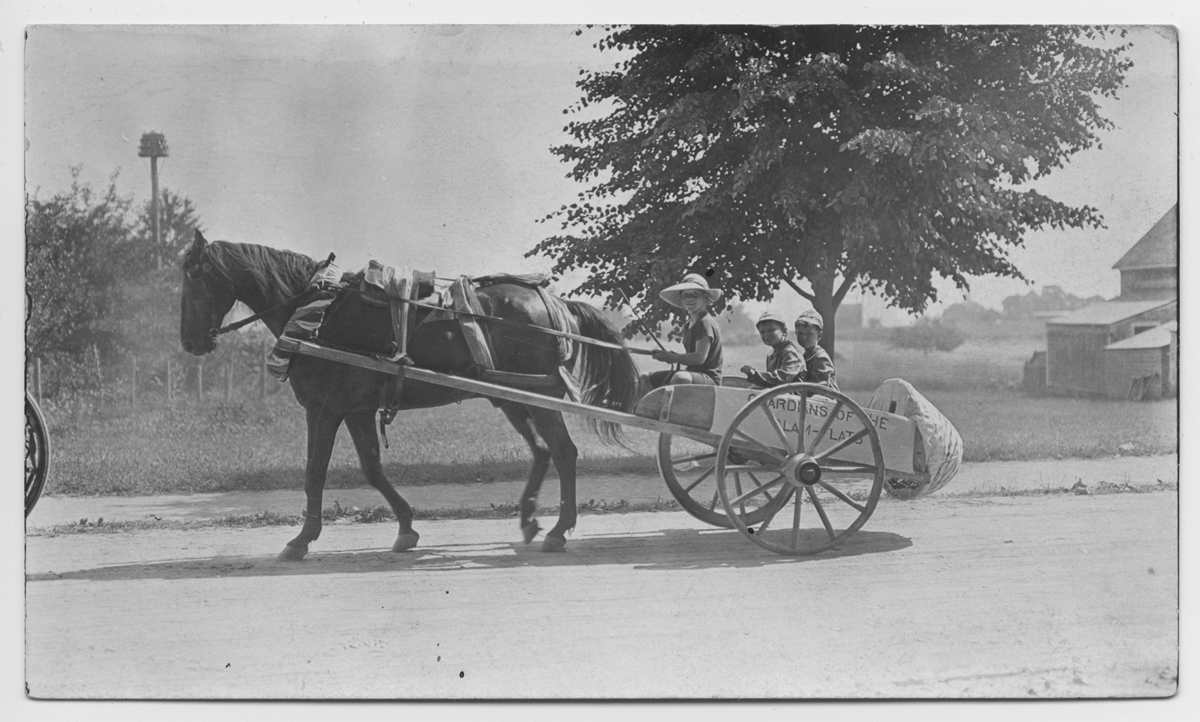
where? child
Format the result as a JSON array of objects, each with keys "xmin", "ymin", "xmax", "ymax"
[
  {"xmin": 792, "ymin": 309, "xmax": 838, "ymax": 391},
  {"xmin": 740, "ymin": 310, "xmax": 804, "ymax": 388},
  {"xmin": 643, "ymin": 273, "xmax": 724, "ymax": 389}
]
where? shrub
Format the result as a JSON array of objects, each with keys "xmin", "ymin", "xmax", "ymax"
[{"xmin": 889, "ymin": 318, "xmax": 966, "ymax": 354}]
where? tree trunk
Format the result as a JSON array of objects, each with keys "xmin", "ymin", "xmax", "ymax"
[{"xmin": 809, "ymin": 271, "xmax": 838, "ymax": 359}]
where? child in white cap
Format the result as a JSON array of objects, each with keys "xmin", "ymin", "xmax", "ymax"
[
  {"xmin": 643, "ymin": 272, "xmax": 725, "ymax": 389},
  {"xmin": 791, "ymin": 309, "xmax": 838, "ymax": 390},
  {"xmin": 740, "ymin": 310, "xmax": 804, "ymax": 388}
]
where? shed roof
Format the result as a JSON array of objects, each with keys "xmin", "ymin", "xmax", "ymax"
[
  {"xmin": 1047, "ymin": 299, "xmax": 1175, "ymax": 327},
  {"xmin": 1113, "ymin": 204, "xmax": 1178, "ymax": 270},
  {"xmin": 1105, "ymin": 326, "xmax": 1173, "ymax": 350}
]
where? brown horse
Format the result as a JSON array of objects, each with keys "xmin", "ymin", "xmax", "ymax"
[{"xmin": 179, "ymin": 231, "xmax": 639, "ymax": 560}]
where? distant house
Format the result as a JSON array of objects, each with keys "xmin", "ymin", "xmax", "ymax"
[
  {"xmin": 1112, "ymin": 204, "xmax": 1178, "ymax": 301},
  {"xmin": 1103, "ymin": 320, "xmax": 1177, "ymax": 399},
  {"xmin": 1046, "ymin": 299, "xmax": 1177, "ymax": 396},
  {"xmin": 1042, "ymin": 205, "xmax": 1178, "ymax": 398}
]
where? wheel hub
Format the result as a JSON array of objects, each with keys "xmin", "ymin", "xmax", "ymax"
[{"xmin": 782, "ymin": 454, "xmax": 821, "ymax": 487}]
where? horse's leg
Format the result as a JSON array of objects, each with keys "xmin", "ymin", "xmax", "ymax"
[
  {"xmin": 498, "ymin": 403, "xmax": 552, "ymax": 544},
  {"xmin": 277, "ymin": 405, "xmax": 342, "ymax": 561},
  {"xmin": 525, "ymin": 407, "xmax": 578, "ymax": 553},
  {"xmin": 344, "ymin": 411, "xmax": 420, "ymax": 552}
]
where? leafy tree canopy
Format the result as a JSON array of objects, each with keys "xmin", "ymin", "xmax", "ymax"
[
  {"xmin": 26, "ymin": 167, "xmax": 205, "ymax": 369},
  {"xmin": 531, "ymin": 25, "xmax": 1132, "ymax": 354}
]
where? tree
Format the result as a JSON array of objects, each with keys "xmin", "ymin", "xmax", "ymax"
[
  {"xmin": 890, "ymin": 318, "xmax": 965, "ymax": 355},
  {"xmin": 26, "ymin": 168, "xmax": 136, "ymax": 361},
  {"xmin": 531, "ymin": 26, "xmax": 1131, "ymax": 356},
  {"xmin": 26, "ymin": 168, "xmax": 208, "ymax": 399}
]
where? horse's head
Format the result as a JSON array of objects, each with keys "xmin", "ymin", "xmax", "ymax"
[{"xmin": 180, "ymin": 230, "xmax": 237, "ymax": 356}]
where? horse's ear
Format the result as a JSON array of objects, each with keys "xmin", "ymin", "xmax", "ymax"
[{"xmin": 192, "ymin": 229, "xmax": 207, "ymax": 251}]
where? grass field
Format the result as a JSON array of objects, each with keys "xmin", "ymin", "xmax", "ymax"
[{"xmin": 41, "ymin": 370, "xmax": 1177, "ymax": 497}]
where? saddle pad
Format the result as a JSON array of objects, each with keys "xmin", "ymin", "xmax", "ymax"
[
  {"xmin": 265, "ymin": 262, "xmax": 345, "ymax": 381},
  {"xmin": 472, "ymin": 272, "xmax": 549, "ymax": 289}
]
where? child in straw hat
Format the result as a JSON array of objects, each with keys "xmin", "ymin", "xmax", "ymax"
[
  {"xmin": 642, "ymin": 273, "xmax": 725, "ymax": 390},
  {"xmin": 791, "ymin": 309, "xmax": 838, "ymax": 391},
  {"xmin": 740, "ymin": 310, "xmax": 804, "ymax": 388}
]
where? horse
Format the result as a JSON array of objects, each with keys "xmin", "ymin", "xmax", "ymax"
[{"xmin": 179, "ymin": 230, "xmax": 639, "ymax": 560}]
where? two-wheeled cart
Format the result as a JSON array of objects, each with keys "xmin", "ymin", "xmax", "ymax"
[{"xmin": 277, "ymin": 337, "xmax": 937, "ymax": 556}]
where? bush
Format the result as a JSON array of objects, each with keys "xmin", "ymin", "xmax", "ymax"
[{"xmin": 889, "ymin": 318, "xmax": 966, "ymax": 354}]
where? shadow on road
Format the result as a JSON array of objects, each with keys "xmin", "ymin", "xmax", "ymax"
[{"xmin": 27, "ymin": 528, "xmax": 912, "ymax": 583}]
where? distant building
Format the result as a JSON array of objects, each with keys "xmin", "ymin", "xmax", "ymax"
[
  {"xmin": 1112, "ymin": 204, "xmax": 1178, "ymax": 301},
  {"xmin": 1041, "ymin": 205, "xmax": 1178, "ymax": 398},
  {"xmin": 1046, "ymin": 299, "xmax": 1177, "ymax": 396}
]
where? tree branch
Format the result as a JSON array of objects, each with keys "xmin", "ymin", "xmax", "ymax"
[
  {"xmin": 784, "ymin": 276, "xmax": 815, "ymax": 302},
  {"xmin": 833, "ymin": 271, "xmax": 857, "ymax": 305}
]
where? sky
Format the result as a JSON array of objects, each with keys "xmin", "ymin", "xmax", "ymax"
[{"xmin": 19, "ymin": 23, "xmax": 1178, "ymax": 324}]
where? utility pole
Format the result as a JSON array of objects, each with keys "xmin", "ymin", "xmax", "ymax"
[{"xmin": 138, "ymin": 131, "xmax": 169, "ymax": 269}]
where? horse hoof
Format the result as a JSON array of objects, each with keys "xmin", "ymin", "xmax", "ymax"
[
  {"xmin": 540, "ymin": 535, "xmax": 566, "ymax": 553},
  {"xmin": 392, "ymin": 532, "xmax": 420, "ymax": 552},
  {"xmin": 521, "ymin": 520, "xmax": 541, "ymax": 544},
  {"xmin": 277, "ymin": 544, "xmax": 308, "ymax": 562}
]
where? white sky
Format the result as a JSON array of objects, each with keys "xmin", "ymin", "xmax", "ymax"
[{"xmin": 19, "ymin": 23, "xmax": 1177, "ymax": 320}]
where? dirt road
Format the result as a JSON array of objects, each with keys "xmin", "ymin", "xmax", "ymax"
[{"xmin": 25, "ymin": 490, "xmax": 1177, "ymax": 699}]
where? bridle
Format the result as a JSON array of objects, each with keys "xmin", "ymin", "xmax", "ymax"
[{"xmin": 184, "ymin": 251, "xmax": 332, "ymax": 338}]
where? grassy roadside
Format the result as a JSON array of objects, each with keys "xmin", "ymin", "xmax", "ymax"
[
  {"xmin": 30, "ymin": 477, "xmax": 1176, "ymax": 537},
  {"xmin": 41, "ymin": 333, "xmax": 1176, "ymax": 498},
  {"xmin": 42, "ymin": 384, "xmax": 1177, "ymax": 498}
]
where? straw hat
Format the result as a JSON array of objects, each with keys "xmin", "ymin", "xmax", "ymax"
[
  {"xmin": 756, "ymin": 310, "xmax": 788, "ymax": 329},
  {"xmin": 659, "ymin": 273, "xmax": 723, "ymax": 308},
  {"xmin": 794, "ymin": 309, "xmax": 824, "ymax": 330}
]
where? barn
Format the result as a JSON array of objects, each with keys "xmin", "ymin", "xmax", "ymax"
[
  {"xmin": 1042, "ymin": 204, "xmax": 1178, "ymax": 397},
  {"xmin": 1103, "ymin": 322, "xmax": 1175, "ymax": 399},
  {"xmin": 1045, "ymin": 299, "xmax": 1177, "ymax": 396}
]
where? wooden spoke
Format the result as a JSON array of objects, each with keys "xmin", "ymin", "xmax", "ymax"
[
  {"xmin": 729, "ymin": 474, "xmax": 785, "ymax": 507},
  {"xmin": 671, "ymin": 451, "xmax": 717, "ymax": 466},
  {"xmin": 759, "ymin": 404, "xmax": 794, "ymax": 455},
  {"xmin": 807, "ymin": 400, "xmax": 843, "ymax": 455},
  {"xmin": 744, "ymin": 471, "xmax": 776, "ymax": 505},
  {"xmin": 816, "ymin": 480, "xmax": 867, "ymax": 513},
  {"xmin": 725, "ymin": 464, "xmax": 777, "ymax": 473},
  {"xmin": 708, "ymin": 488, "xmax": 720, "ymax": 512},
  {"xmin": 756, "ymin": 488, "xmax": 792, "ymax": 535},
  {"xmin": 814, "ymin": 427, "xmax": 870, "ymax": 463},
  {"xmin": 733, "ymin": 473, "xmax": 747, "ymax": 517},
  {"xmin": 797, "ymin": 391, "xmax": 808, "ymax": 452},
  {"xmin": 790, "ymin": 490, "xmax": 803, "ymax": 550},
  {"xmin": 732, "ymin": 429, "xmax": 787, "ymax": 464},
  {"xmin": 808, "ymin": 487, "xmax": 836, "ymax": 540},
  {"xmin": 682, "ymin": 463, "xmax": 716, "ymax": 493},
  {"xmin": 820, "ymin": 468, "xmax": 876, "ymax": 480}
]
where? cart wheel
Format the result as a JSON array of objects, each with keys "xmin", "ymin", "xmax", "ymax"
[
  {"xmin": 658, "ymin": 433, "xmax": 787, "ymax": 529},
  {"xmin": 25, "ymin": 394, "xmax": 51, "ymax": 518},
  {"xmin": 716, "ymin": 383, "xmax": 884, "ymax": 555}
]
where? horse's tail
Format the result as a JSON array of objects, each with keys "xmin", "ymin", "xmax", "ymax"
[{"xmin": 564, "ymin": 299, "xmax": 640, "ymax": 443}]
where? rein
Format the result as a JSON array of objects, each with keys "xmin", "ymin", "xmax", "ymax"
[
  {"xmin": 202, "ymin": 253, "xmax": 338, "ymax": 339},
  {"xmin": 341, "ymin": 287, "xmax": 656, "ymax": 356},
  {"xmin": 208, "ymin": 286, "xmax": 322, "ymax": 338}
]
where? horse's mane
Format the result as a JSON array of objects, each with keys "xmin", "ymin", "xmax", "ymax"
[{"xmin": 205, "ymin": 241, "xmax": 318, "ymax": 307}]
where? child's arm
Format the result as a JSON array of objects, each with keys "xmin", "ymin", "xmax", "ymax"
[
  {"xmin": 652, "ymin": 336, "xmax": 711, "ymax": 367},
  {"xmin": 747, "ymin": 346, "xmax": 804, "ymax": 388}
]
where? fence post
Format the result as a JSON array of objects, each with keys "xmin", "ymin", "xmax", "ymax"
[
  {"xmin": 35, "ymin": 357, "xmax": 42, "ymax": 404},
  {"xmin": 225, "ymin": 360, "xmax": 233, "ymax": 403},
  {"xmin": 131, "ymin": 356, "xmax": 138, "ymax": 405},
  {"xmin": 167, "ymin": 358, "xmax": 173, "ymax": 405},
  {"xmin": 259, "ymin": 353, "xmax": 267, "ymax": 399},
  {"xmin": 197, "ymin": 361, "xmax": 204, "ymax": 402}
]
